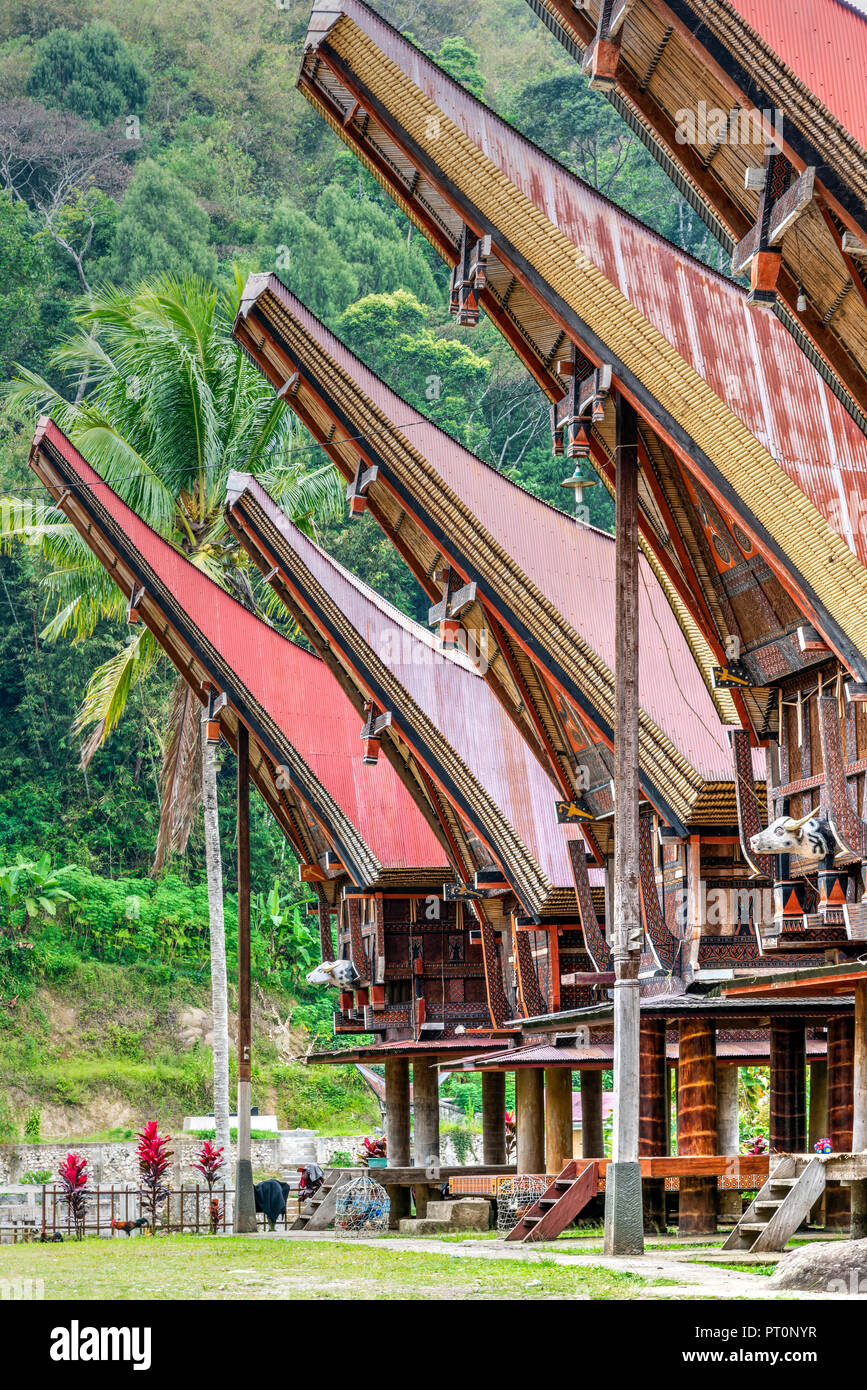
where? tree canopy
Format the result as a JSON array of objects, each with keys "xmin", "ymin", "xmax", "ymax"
[{"xmin": 26, "ymin": 21, "xmax": 150, "ymax": 127}]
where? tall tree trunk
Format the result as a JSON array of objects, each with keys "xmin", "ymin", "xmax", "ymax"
[{"xmin": 201, "ymin": 726, "xmax": 231, "ymax": 1169}]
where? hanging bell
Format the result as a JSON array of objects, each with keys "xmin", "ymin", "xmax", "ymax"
[{"xmin": 797, "ymin": 286, "xmax": 807, "ymax": 313}]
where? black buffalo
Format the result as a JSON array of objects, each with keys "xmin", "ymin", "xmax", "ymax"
[{"xmin": 254, "ymin": 1179, "xmax": 291, "ymax": 1230}]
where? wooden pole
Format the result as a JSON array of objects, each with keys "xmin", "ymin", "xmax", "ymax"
[
  {"xmin": 827, "ymin": 1017, "xmax": 854, "ymax": 1228},
  {"xmin": 580, "ymin": 1070, "xmax": 604, "ymax": 1158},
  {"xmin": 716, "ymin": 1064, "xmax": 742, "ymax": 1222},
  {"xmin": 852, "ymin": 982, "xmax": 867, "ymax": 1238},
  {"xmin": 233, "ymin": 722, "xmax": 257, "ymax": 1232},
  {"xmin": 412, "ymin": 1056, "xmax": 441, "ymax": 1217},
  {"xmin": 808, "ymin": 1059, "xmax": 828, "ymax": 1226},
  {"xmin": 481, "ymin": 1070, "xmax": 506, "ymax": 1165},
  {"xmin": 639, "ymin": 1017, "xmax": 667, "ymax": 1232},
  {"xmin": 604, "ymin": 393, "xmax": 644, "ymax": 1256},
  {"xmin": 770, "ymin": 1020, "xmax": 807, "ymax": 1154},
  {"xmin": 515, "ymin": 1068, "xmax": 545, "ymax": 1173},
  {"xmin": 384, "ymin": 1056, "xmax": 411, "ymax": 1226},
  {"xmin": 677, "ymin": 1019, "xmax": 718, "ymax": 1235},
  {"xmin": 544, "ymin": 1068, "xmax": 573, "ymax": 1174}
]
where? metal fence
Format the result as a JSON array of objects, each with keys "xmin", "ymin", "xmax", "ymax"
[{"xmin": 0, "ymin": 1184, "xmax": 301, "ymax": 1241}]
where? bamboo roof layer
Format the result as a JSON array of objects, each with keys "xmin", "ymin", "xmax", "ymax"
[
  {"xmin": 235, "ymin": 274, "xmax": 756, "ymax": 836},
  {"xmin": 297, "ymin": 0, "xmax": 867, "ymax": 693},
  {"xmin": 225, "ymin": 471, "xmax": 587, "ymax": 920},
  {"xmin": 527, "ymin": 0, "xmax": 867, "ymax": 429}
]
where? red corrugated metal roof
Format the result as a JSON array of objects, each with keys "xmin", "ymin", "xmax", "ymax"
[
  {"xmin": 37, "ymin": 422, "xmax": 448, "ymax": 873},
  {"xmin": 733, "ymin": 0, "xmax": 867, "ymax": 148},
  {"xmin": 238, "ymin": 477, "xmax": 582, "ymax": 887},
  {"xmin": 262, "ymin": 283, "xmax": 739, "ymax": 782},
  {"xmin": 309, "ymin": 3, "xmax": 867, "ymax": 579}
]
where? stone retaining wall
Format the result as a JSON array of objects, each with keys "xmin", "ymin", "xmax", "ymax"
[{"xmin": 0, "ymin": 1129, "xmax": 479, "ymax": 1183}]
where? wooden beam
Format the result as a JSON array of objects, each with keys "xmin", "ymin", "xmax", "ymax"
[{"xmin": 604, "ymin": 391, "xmax": 643, "ymax": 1255}]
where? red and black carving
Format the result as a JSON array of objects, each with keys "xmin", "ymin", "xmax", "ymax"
[
  {"xmin": 729, "ymin": 727, "xmax": 774, "ymax": 879},
  {"xmin": 637, "ymin": 814, "xmax": 678, "ymax": 973},
  {"xmin": 818, "ymin": 694, "xmax": 867, "ymax": 856},
  {"xmin": 567, "ymin": 839, "xmax": 612, "ymax": 971}
]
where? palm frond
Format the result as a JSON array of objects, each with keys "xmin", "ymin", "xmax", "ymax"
[
  {"xmin": 74, "ymin": 626, "xmax": 161, "ymax": 767},
  {"xmin": 260, "ymin": 462, "xmax": 346, "ymax": 538},
  {"xmin": 153, "ymin": 676, "xmax": 203, "ymax": 873}
]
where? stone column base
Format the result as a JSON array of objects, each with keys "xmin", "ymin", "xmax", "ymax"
[
  {"xmin": 603, "ymin": 1161, "xmax": 644, "ymax": 1255},
  {"xmin": 233, "ymin": 1157, "xmax": 257, "ymax": 1233}
]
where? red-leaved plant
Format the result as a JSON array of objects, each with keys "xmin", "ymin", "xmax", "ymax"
[
  {"xmin": 137, "ymin": 1121, "xmax": 173, "ymax": 1234},
  {"xmin": 58, "ymin": 1152, "xmax": 89, "ymax": 1239},
  {"xmin": 191, "ymin": 1140, "xmax": 224, "ymax": 1233}
]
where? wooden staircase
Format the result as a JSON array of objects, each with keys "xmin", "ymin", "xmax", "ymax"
[
  {"xmin": 722, "ymin": 1156, "xmax": 826, "ymax": 1253},
  {"xmin": 504, "ymin": 1160, "xmax": 597, "ymax": 1243},
  {"xmin": 289, "ymin": 1168, "xmax": 351, "ymax": 1232}
]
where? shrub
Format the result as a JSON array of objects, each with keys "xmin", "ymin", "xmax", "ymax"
[
  {"xmin": 329, "ymin": 1150, "xmax": 352, "ymax": 1168},
  {"xmin": 20, "ymin": 1169, "xmax": 51, "ymax": 1185},
  {"xmin": 23, "ymin": 1108, "xmax": 41, "ymax": 1142},
  {"xmin": 58, "ymin": 1152, "xmax": 89, "ymax": 1239},
  {"xmin": 442, "ymin": 1123, "xmax": 475, "ymax": 1164},
  {"xmin": 137, "ymin": 1121, "xmax": 173, "ymax": 1233}
]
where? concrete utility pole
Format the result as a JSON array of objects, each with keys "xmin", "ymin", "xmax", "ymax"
[
  {"xmin": 233, "ymin": 722, "xmax": 257, "ymax": 1232},
  {"xmin": 603, "ymin": 395, "xmax": 644, "ymax": 1256}
]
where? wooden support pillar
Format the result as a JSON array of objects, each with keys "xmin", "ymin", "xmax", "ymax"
[
  {"xmin": 580, "ymin": 1070, "xmax": 604, "ymax": 1159},
  {"xmin": 677, "ymin": 1019, "xmax": 718, "ymax": 1235},
  {"xmin": 639, "ymin": 1017, "xmax": 667, "ymax": 1233},
  {"xmin": 384, "ymin": 1057, "xmax": 410, "ymax": 1226},
  {"xmin": 852, "ymin": 982, "xmax": 867, "ymax": 1238},
  {"xmin": 482, "ymin": 1070, "xmax": 506, "ymax": 1166},
  {"xmin": 233, "ymin": 723, "xmax": 256, "ymax": 1232},
  {"xmin": 545, "ymin": 1069, "xmax": 574, "ymax": 1174},
  {"xmin": 515, "ymin": 1067, "xmax": 545, "ymax": 1174},
  {"xmin": 604, "ymin": 393, "xmax": 644, "ymax": 1257},
  {"xmin": 716, "ymin": 1064, "xmax": 741, "ymax": 1222},
  {"xmin": 827, "ymin": 1017, "xmax": 854, "ymax": 1229},
  {"xmin": 808, "ymin": 1059, "xmax": 828, "ymax": 1226},
  {"xmin": 412, "ymin": 1055, "xmax": 441, "ymax": 1216},
  {"xmin": 770, "ymin": 1020, "xmax": 807, "ymax": 1154}
]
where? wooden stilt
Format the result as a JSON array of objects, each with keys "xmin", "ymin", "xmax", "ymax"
[
  {"xmin": 482, "ymin": 1070, "xmax": 506, "ymax": 1166},
  {"xmin": 770, "ymin": 1020, "xmax": 807, "ymax": 1154},
  {"xmin": 515, "ymin": 1068, "xmax": 545, "ymax": 1174},
  {"xmin": 580, "ymin": 1070, "xmax": 604, "ymax": 1159},
  {"xmin": 852, "ymin": 981, "xmax": 867, "ymax": 1238},
  {"xmin": 385, "ymin": 1057, "xmax": 411, "ymax": 1226},
  {"xmin": 808, "ymin": 1059, "xmax": 828, "ymax": 1225},
  {"xmin": 604, "ymin": 394, "xmax": 644, "ymax": 1257},
  {"xmin": 827, "ymin": 1017, "xmax": 854, "ymax": 1228},
  {"xmin": 545, "ymin": 1068, "xmax": 574, "ymax": 1174},
  {"xmin": 678, "ymin": 1019, "xmax": 718, "ymax": 1235},
  {"xmin": 716, "ymin": 1064, "xmax": 742, "ymax": 1222},
  {"xmin": 412, "ymin": 1056, "xmax": 441, "ymax": 1216},
  {"xmin": 233, "ymin": 723, "xmax": 257, "ymax": 1233},
  {"xmin": 639, "ymin": 1017, "xmax": 667, "ymax": 1233}
]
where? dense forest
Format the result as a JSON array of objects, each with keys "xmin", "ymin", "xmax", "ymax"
[{"xmin": 0, "ymin": 0, "xmax": 725, "ymax": 1075}]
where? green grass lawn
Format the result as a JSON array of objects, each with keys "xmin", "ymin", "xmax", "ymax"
[{"xmin": 0, "ymin": 1234, "xmax": 668, "ymax": 1300}]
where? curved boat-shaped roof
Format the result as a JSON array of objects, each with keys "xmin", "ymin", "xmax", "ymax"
[{"xmin": 29, "ymin": 418, "xmax": 449, "ymax": 883}]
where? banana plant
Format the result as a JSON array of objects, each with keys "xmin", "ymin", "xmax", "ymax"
[
  {"xmin": 0, "ymin": 852, "xmax": 77, "ymax": 931},
  {"xmin": 253, "ymin": 881, "xmax": 317, "ymax": 984}
]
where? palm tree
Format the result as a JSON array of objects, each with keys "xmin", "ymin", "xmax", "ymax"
[{"xmin": 2, "ymin": 270, "xmax": 345, "ymax": 1164}]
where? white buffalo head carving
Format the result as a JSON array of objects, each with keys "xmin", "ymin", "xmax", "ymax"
[
  {"xmin": 305, "ymin": 959, "xmax": 359, "ymax": 989},
  {"xmin": 750, "ymin": 811, "xmax": 836, "ymax": 862}
]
